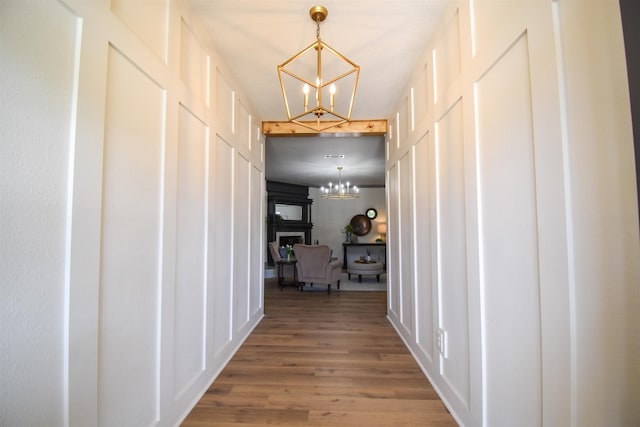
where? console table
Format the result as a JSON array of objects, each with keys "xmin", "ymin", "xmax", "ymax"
[{"xmin": 342, "ymin": 242, "xmax": 386, "ymax": 268}]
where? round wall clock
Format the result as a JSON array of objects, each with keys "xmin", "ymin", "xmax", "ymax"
[{"xmin": 365, "ymin": 208, "xmax": 378, "ymax": 219}]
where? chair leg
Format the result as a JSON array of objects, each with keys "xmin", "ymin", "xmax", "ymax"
[
  {"xmin": 376, "ymin": 274, "xmax": 380, "ymax": 282},
  {"xmin": 327, "ymin": 284, "xmax": 331, "ymax": 294},
  {"xmin": 337, "ymin": 280, "xmax": 340, "ymax": 290},
  {"xmin": 348, "ymin": 273, "xmax": 351, "ymax": 280},
  {"xmin": 359, "ymin": 275, "xmax": 362, "ymax": 283}
]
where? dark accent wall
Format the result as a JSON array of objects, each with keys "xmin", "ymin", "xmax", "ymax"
[
  {"xmin": 266, "ymin": 180, "xmax": 313, "ymax": 265},
  {"xmin": 619, "ymin": 0, "xmax": 640, "ymax": 224}
]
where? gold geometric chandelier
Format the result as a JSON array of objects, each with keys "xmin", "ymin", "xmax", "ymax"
[{"xmin": 277, "ymin": 5, "xmax": 360, "ymax": 132}]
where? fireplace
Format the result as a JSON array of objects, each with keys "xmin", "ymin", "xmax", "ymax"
[
  {"xmin": 267, "ymin": 181, "xmax": 314, "ymax": 266},
  {"xmin": 277, "ymin": 232, "xmax": 305, "ymax": 247}
]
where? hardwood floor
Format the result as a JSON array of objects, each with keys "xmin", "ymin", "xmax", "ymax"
[{"xmin": 181, "ymin": 279, "xmax": 457, "ymax": 426}]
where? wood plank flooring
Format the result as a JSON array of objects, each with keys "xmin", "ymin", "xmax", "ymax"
[{"xmin": 181, "ymin": 279, "xmax": 458, "ymax": 426}]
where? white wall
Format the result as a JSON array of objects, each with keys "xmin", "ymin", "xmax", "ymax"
[
  {"xmin": 309, "ymin": 187, "xmax": 386, "ymax": 265},
  {"xmin": 1, "ymin": 3, "xmax": 76, "ymax": 423},
  {"xmin": 385, "ymin": 0, "xmax": 640, "ymax": 426},
  {"xmin": 0, "ymin": 0, "xmax": 264, "ymax": 426}
]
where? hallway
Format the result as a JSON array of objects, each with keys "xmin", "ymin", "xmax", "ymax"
[{"xmin": 182, "ymin": 280, "xmax": 457, "ymax": 426}]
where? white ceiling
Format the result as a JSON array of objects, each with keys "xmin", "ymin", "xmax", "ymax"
[{"xmin": 187, "ymin": 0, "xmax": 448, "ymax": 187}]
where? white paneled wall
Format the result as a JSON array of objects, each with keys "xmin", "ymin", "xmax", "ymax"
[
  {"xmin": 436, "ymin": 99, "xmax": 470, "ymax": 410},
  {"xmin": 385, "ymin": 0, "xmax": 639, "ymax": 426},
  {"xmin": 387, "ymin": 164, "xmax": 400, "ymax": 318},
  {"xmin": 211, "ymin": 136, "xmax": 235, "ymax": 358},
  {"xmin": 100, "ymin": 46, "xmax": 166, "ymax": 426},
  {"xmin": 1, "ymin": 0, "xmax": 264, "ymax": 426},
  {"xmin": 173, "ymin": 105, "xmax": 208, "ymax": 401},
  {"xmin": 413, "ymin": 133, "xmax": 436, "ymax": 362},
  {"xmin": 477, "ymin": 34, "xmax": 543, "ymax": 425},
  {"xmin": 398, "ymin": 151, "xmax": 414, "ymax": 334},
  {"xmin": 1, "ymin": 2, "xmax": 79, "ymax": 424}
]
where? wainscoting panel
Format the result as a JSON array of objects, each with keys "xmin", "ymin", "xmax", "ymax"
[
  {"xmin": 257, "ymin": 125, "xmax": 264, "ymax": 163},
  {"xmin": 387, "ymin": 115, "xmax": 396, "ymax": 158},
  {"xmin": 397, "ymin": 95, "xmax": 410, "ymax": 150},
  {"xmin": 250, "ymin": 165, "xmax": 265, "ymax": 315},
  {"xmin": 210, "ymin": 136, "xmax": 234, "ymax": 358},
  {"xmin": 393, "ymin": 113, "xmax": 401, "ymax": 149},
  {"xmin": 387, "ymin": 164, "xmax": 400, "ymax": 319},
  {"xmin": 413, "ymin": 132, "xmax": 436, "ymax": 363},
  {"xmin": 398, "ymin": 151, "xmax": 415, "ymax": 334},
  {"xmin": 475, "ymin": 34, "xmax": 542, "ymax": 426},
  {"xmin": 172, "ymin": 105, "xmax": 208, "ymax": 400},
  {"xmin": 111, "ymin": 0, "xmax": 167, "ymax": 62},
  {"xmin": 180, "ymin": 19, "xmax": 210, "ymax": 107},
  {"xmin": 236, "ymin": 99, "xmax": 251, "ymax": 150},
  {"xmin": 99, "ymin": 46, "xmax": 166, "ymax": 426},
  {"xmin": 414, "ymin": 60, "xmax": 431, "ymax": 126},
  {"xmin": 435, "ymin": 99, "xmax": 470, "ymax": 408},
  {"xmin": 434, "ymin": 8, "xmax": 461, "ymax": 104},
  {"xmin": 215, "ymin": 68, "xmax": 234, "ymax": 134},
  {"xmin": 233, "ymin": 154, "xmax": 251, "ymax": 330},
  {"xmin": 470, "ymin": 0, "xmax": 531, "ymax": 62}
]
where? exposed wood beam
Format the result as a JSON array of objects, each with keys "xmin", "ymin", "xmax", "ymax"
[{"xmin": 262, "ymin": 119, "xmax": 387, "ymax": 137}]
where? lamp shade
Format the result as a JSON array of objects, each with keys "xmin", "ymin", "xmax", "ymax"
[{"xmin": 377, "ymin": 223, "xmax": 387, "ymax": 234}]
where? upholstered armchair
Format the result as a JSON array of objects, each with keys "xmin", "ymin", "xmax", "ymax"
[{"xmin": 293, "ymin": 244, "xmax": 341, "ymax": 294}]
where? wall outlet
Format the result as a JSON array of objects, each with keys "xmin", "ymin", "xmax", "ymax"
[{"xmin": 436, "ymin": 328, "xmax": 448, "ymax": 359}]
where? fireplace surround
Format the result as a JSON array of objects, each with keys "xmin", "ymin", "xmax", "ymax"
[
  {"xmin": 267, "ymin": 181, "xmax": 313, "ymax": 266},
  {"xmin": 276, "ymin": 232, "xmax": 305, "ymax": 247}
]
